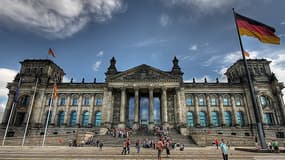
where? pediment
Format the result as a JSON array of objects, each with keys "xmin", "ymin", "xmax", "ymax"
[{"xmin": 107, "ymin": 64, "xmax": 179, "ymax": 82}]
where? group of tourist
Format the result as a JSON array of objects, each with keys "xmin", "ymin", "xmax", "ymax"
[
  {"xmin": 267, "ymin": 140, "xmax": 280, "ymax": 152},
  {"xmin": 107, "ymin": 128, "xmax": 133, "ymax": 138}
]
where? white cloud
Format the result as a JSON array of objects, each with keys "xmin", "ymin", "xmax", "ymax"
[
  {"xmin": 160, "ymin": 13, "xmax": 170, "ymax": 27},
  {"xmin": 62, "ymin": 75, "xmax": 72, "ymax": 83},
  {"xmin": 0, "ymin": 0, "xmax": 125, "ymax": 39},
  {"xmin": 92, "ymin": 60, "xmax": 102, "ymax": 71},
  {"xmin": 0, "ymin": 103, "xmax": 5, "ymax": 112},
  {"xmin": 189, "ymin": 45, "xmax": 197, "ymax": 51},
  {"xmin": 0, "ymin": 68, "xmax": 18, "ymax": 97},
  {"xmin": 0, "ymin": 68, "xmax": 18, "ymax": 112},
  {"xmin": 281, "ymin": 22, "xmax": 285, "ymax": 25},
  {"xmin": 97, "ymin": 50, "xmax": 104, "ymax": 57}
]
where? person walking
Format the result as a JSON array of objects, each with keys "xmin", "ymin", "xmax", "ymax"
[
  {"xmin": 214, "ymin": 138, "xmax": 219, "ymax": 149},
  {"xmin": 126, "ymin": 138, "xmax": 131, "ymax": 154},
  {"xmin": 156, "ymin": 138, "xmax": 163, "ymax": 160},
  {"xmin": 135, "ymin": 139, "xmax": 141, "ymax": 154},
  {"xmin": 99, "ymin": 141, "xmax": 103, "ymax": 151},
  {"xmin": 121, "ymin": 140, "xmax": 127, "ymax": 155},
  {"xmin": 220, "ymin": 139, "xmax": 228, "ymax": 160},
  {"xmin": 166, "ymin": 139, "xmax": 171, "ymax": 158}
]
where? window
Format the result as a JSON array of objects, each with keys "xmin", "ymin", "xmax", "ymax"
[
  {"xmin": 264, "ymin": 113, "xmax": 273, "ymax": 125},
  {"xmin": 84, "ymin": 97, "xmax": 90, "ymax": 106},
  {"xmin": 186, "ymin": 98, "xmax": 193, "ymax": 106},
  {"xmin": 260, "ymin": 95, "xmax": 270, "ymax": 106},
  {"xmin": 199, "ymin": 97, "xmax": 205, "ymax": 106},
  {"xmin": 211, "ymin": 98, "xmax": 217, "ymax": 106},
  {"xmin": 45, "ymin": 111, "xmax": 52, "ymax": 126},
  {"xmin": 21, "ymin": 96, "xmax": 30, "ymax": 106},
  {"xmin": 237, "ymin": 111, "xmax": 244, "ymax": 127},
  {"xmin": 60, "ymin": 97, "xmax": 66, "ymax": 106},
  {"xmin": 82, "ymin": 111, "xmax": 89, "ymax": 127},
  {"xmin": 72, "ymin": 97, "xmax": 78, "ymax": 106},
  {"xmin": 96, "ymin": 96, "xmax": 102, "ymax": 105},
  {"xmin": 223, "ymin": 97, "xmax": 230, "ymax": 106},
  {"xmin": 235, "ymin": 97, "xmax": 242, "ymax": 106},
  {"xmin": 58, "ymin": 111, "xmax": 64, "ymax": 126},
  {"xmin": 70, "ymin": 111, "xmax": 77, "ymax": 127},
  {"xmin": 211, "ymin": 111, "xmax": 219, "ymax": 127},
  {"xmin": 95, "ymin": 112, "xmax": 102, "ymax": 127},
  {"xmin": 187, "ymin": 112, "xmax": 194, "ymax": 127},
  {"xmin": 199, "ymin": 111, "xmax": 207, "ymax": 127},
  {"xmin": 224, "ymin": 111, "xmax": 232, "ymax": 127}
]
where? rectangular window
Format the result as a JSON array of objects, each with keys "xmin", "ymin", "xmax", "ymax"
[
  {"xmin": 223, "ymin": 98, "xmax": 229, "ymax": 106},
  {"xmin": 96, "ymin": 97, "xmax": 102, "ymax": 106},
  {"xmin": 236, "ymin": 98, "xmax": 241, "ymax": 106},
  {"xmin": 72, "ymin": 98, "xmax": 78, "ymax": 106},
  {"xmin": 84, "ymin": 98, "xmax": 90, "ymax": 106},
  {"xmin": 60, "ymin": 98, "xmax": 66, "ymax": 106}
]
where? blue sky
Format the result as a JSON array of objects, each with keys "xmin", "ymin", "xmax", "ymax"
[{"xmin": 0, "ymin": 0, "xmax": 285, "ymax": 111}]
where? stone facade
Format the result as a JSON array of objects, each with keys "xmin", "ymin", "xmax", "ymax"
[{"xmin": 2, "ymin": 57, "xmax": 285, "ymax": 139}]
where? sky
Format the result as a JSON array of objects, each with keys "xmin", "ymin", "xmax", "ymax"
[{"xmin": 0, "ymin": 0, "xmax": 285, "ymax": 111}]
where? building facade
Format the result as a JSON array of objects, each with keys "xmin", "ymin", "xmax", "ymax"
[{"xmin": 2, "ymin": 57, "xmax": 285, "ymax": 138}]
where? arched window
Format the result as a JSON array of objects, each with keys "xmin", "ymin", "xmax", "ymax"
[
  {"xmin": 264, "ymin": 113, "xmax": 273, "ymax": 125},
  {"xmin": 199, "ymin": 96, "xmax": 205, "ymax": 106},
  {"xmin": 186, "ymin": 97, "xmax": 193, "ymax": 106},
  {"xmin": 84, "ymin": 97, "xmax": 90, "ymax": 106},
  {"xmin": 211, "ymin": 111, "xmax": 219, "ymax": 127},
  {"xmin": 59, "ymin": 97, "xmax": 66, "ymax": 106},
  {"xmin": 199, "ymin": 111, "xmax": 207, "ymax": 127},
  {"xmin": 72, "ymin": 97, "xmax": 78, "ymax": 106},
  {"xmin": 48, "ymin": 97, "xmax": 54, "ymax": 106},
  {"xmin": 45, "ymin": 111, "xmax": 52, "ymax": 126},
  {"xmin": 211, "ymin": 97, "xmax": 217, "ymax": 106},
  {"xmin": 224, "ymin": 111, "xmax": 232, "ymax": 127},
  {"xmin": 237, "ymin": 111, "xmax": 244, "ymax": 127},
  {"xmin": 82, "ymin": 111, "xmax": 89, "ymax": 127},
  {"xmin": 235, "ymin": 96, "xmax": 242, "ymax": 106},
  {"xmin": 95, "ymin": 112, "xmax": 102, "ymax": 127},
  {"xmin": 21, "ymin": 95, "xmax": 30, "ymax": 106},
  {"xmin": 58, "ymin": 111, "xmax": 65, "ymax": 126},
  {"xmin": 187, "ymin": 112, "xmax": 194, "ymax": 127},
  {"xmin": 223, "ymin": 96, "xmax": 230, "ymax": 106},
  {"xmin": 96, "ymin": 96, "xmax": 102, "ymax": 106},
  {"xmin": 70, "ymin": 111, "xmax": 77, "ymax": 127},
  {"xmin": 260, "ymin": 95, "xmax": 270, "ymax": 107}
]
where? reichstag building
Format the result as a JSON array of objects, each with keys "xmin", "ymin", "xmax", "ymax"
[{"xmin": 2, "ymin": 57, "xmax": 285, "ymax": 141}]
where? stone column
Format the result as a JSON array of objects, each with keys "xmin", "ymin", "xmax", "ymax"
[
  {"xmin": 206, "ymin": 95, "xmax": 213, "ymax": 127},
  {"xmin": 256, "ymin": 95, "xmax": 265, "ymax": 124},
  {"xmin": 133, "ymin": 88, "xmax": 139, "ymax": 129},
  {"xmin": 107, "ymin": 88, "xmax": 113, "ymax": 124},
  {"xmin": 219, "ymin": 96, "xmax": 226, "ymax": 126},
  {"xmin": 243, "ymin": 95, "xmax": 251, "ymax": 126},
  {"xmin": 277, "ymin": 93, "xmax": 285, "ymax": 125},
  {"xmin": 51, "ymin": 96, "xmax": 58, "ymax": 126},
  {"xmin": 162, "ymin": 87, "xmax": 168, "ymax": 128},
  {"xmin": 32, "ymin": 90, "xmax": 45, "ymax": 127},
  {"xmin": 231, "ymin": 95, "xmax": 239, "ymax": 126},
  {"xmin": 149, "ymin": 88, "xmax": 154, "ymax": 129},
  {"xmin": 194, "ymin": 95, "xmax": 200, "ymax": 127},
  {"xmin": 2, "ymin": 93, "xmax": 15, "ymax": 125},
  {"xmin": 176, "ymin": 88, "xmax": 182, "ymax": 124},
  {"xmin": 39, "ymin": 95, "xmax": 47, "ymax": 126},
  {"xmin": 76, "ymin": 94, "xmax": 83, "ymax": 127},
  {"xmin": 118, "ymin": 88, "xmax": 126, "ymax": 129},
  {"xmin": 63, "ymin": 95, "xmax": 70, "ymax": 126},
  {"xmin": 179, "ymin": 88, "xmax": 187, "ymax": 125},
  {"xmin": 88, "ymin": 94, "xmax": 95, "ymax": 127}
]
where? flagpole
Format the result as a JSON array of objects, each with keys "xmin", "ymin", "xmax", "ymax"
[
  {"xmin": 21, "ymin": 77, "xmax": 38, "ymax": 147},
  {"xmin": 42, "ymin": 82, "xmax": 55, "ymax": 147},
  {"xmin": 2, "ymin": 79, "xmax": 21, "ymax": 146},
  {"xmin": 232, "ymin": 8, "xmax": 266, "ymax": 149}
]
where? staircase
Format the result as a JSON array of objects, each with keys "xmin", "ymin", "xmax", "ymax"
[{"xmin": 168, "ymin": 129, "xmax": 196, "ymax": 147}]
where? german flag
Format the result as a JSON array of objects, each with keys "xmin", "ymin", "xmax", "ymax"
[
  {"xmin": 235, "ymin": 13, "xmax": 280, "ymax": 45},
  {"xmin": 48, "ymin": 48, "xmax": 56, "ymax": 57}
]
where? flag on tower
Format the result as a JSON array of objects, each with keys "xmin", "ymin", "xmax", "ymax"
[
  {"xmin": 48, "ymin": 48, "xmax": 56, "ymax": 57},
  {"xmin": 234, "ymin": 12, "xmax": 280, "ymax": 45}
]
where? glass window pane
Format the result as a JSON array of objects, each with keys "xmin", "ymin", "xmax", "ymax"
[
  {"xmin": 72, "ymin": 98, "xmax": 78, "ymax": 105},
  {"xmin": 211, "ymin": 112, "xmax": 219, "ymax": 127},
  {"xmin": 187, "ymin": 112, "xmax": 194, "ymax": 127},
  {"xmin": 211, "ymin": 98, "xmax": 217, "ymax": 106},
  {"xmin": 96, "ymin": 96, "xmax": 102, "ymax": 105},
  {"xmin": 84, "ymin": 97, "xmax": 90, "ymax": 106},
  {"xmin": 224, "ymin": 111, "xmax": 232, "ymax": 127},
  {"xmin": 58, "ymin": 111, "xmax": 65, "ymax": 126},
  {"xmin": 60, "ymin": 97, "xmax": 65, "ymax": 106},
  {"xmin": 82, "ymin": 111, "xmax": 89, "ymax": 127},
  {"xmin": 223, "ymin": 98, "xmax": 229, "ymax": 106},
  {"xmin": 95, "ymin": 112, "xmax": 102, "ymax": 127},
  {"xmin": 237, "ymin": 111, "xmax": 244, "ymax": 126},
  {"xmin": 199, "ymin": 98, "xmax": 205, "ymax": 106},
  {"xmin": 199, "ymin": 112, "xmax": 206, "ymax": 127},
  {"xmin": 235, "ymin": 98, "xmax": 241, "ymax": 106},
  {"xmin": 186, "ymin": 98, "xmax": 193, "ymax": 106},
  {"xmin": 70, "ymin": 111, "xmax": 77, "ymax": 127}
]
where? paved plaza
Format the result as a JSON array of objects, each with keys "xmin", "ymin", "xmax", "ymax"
[{"xmin": 0, "ymin": 146, "xmax": 284, "ymax": 160}]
